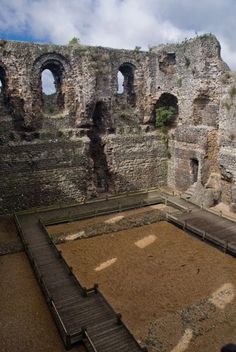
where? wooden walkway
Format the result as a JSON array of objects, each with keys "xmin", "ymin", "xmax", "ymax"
[
  {"xmin": 164, "ymin": 194, "xmax": 236, "ymax": 256},
  {"xmin": 14, "ymin": 191, "xmax": 161, "ymax": 351},
  {"xmin": 14, "ymin": 189, "xmax": 236, "ymax": 350}
]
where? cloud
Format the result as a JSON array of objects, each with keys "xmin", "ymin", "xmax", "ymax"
[
  {"xmin": 42, "ymin": 69, "xmax": 56, "ymax": 95},
  {"xmin": 0, "ymin": 0, "xmax": 236, "ymax": 68},
  {"xmin": 86, "ymin": 0, "xmax": 194, "ymax": 49},
  {"xmin": 218, "ymin": 37, "xmax": 236, "ymax": 70}
]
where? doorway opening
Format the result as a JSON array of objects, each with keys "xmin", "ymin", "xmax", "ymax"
[{"xmin": 190, "ymin": 158, "xmax": 199, "ymax": 184}]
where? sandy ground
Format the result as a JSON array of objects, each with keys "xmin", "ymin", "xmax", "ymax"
[
  {"xmin": 2, "ymin": 202, "xmax": 236, "ymax": 352},
  {"xmin": 0, "ymin": 216, "xmax": 23, "ymax": 254},
  {"xmin": 58, "ymin": 221, "xmax": 236, "ymax": 352},
  {"xmin": 0, "ymin": 252, "xmax": 85, "ymax": 352},
  {"xmin": 0, "ymin": 216, "xmax": 18, "ymax": 243}
]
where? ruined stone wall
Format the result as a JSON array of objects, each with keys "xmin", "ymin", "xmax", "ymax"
[
  {"xmin": 0, "ymin": 35, "xmax": 234, "ymax": 214},
  {"xmin": 0, "ymin": 39, "xmax": 165, "ymax": 213},
  {"xmin": 148, "ymin": 35, "xmax": 228, "ymax": 193},
  {"xmin": 104, "ymin": 134, "xmax": 167, "ymax": 193},
  {"xmin": 218, "ymin": 73, "xmax": 236, "ymax": 209}
]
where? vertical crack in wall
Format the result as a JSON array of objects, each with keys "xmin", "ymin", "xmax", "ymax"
[{"xmin": 88, "ymin": 102, "xmax": 113, "ymax": 193}]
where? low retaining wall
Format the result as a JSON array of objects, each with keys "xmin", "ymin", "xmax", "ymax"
[{"xmin": 49, "ymin": 209, "xmax": 165, "ymax": 244}]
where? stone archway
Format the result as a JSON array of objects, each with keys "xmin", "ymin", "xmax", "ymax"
[
  {"xmin": 117, "ymin": 63, "xmax": 136, "ymax": 106},
  {"xmin": 31, "ymin": 53, "xmax": 71, "ymax": 120},
  {"xmin": 153, "ymin": 92, "xmax": 178, "ymax": 128}
]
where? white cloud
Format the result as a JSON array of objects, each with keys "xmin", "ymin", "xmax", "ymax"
[
  {"xmin": 42, "ymin": 69, "xmax": 56, "ymax": 95},
  {"xmin": 219, "ymin": 38, "xmax": 236, "ymax": 70},
  {"xmin": 86, "ymin": 0, "xmax": 194, "ymax": 49},
  {"xmin": 0, "ymin": 0, "xmax": 236, "ymax": 68}
]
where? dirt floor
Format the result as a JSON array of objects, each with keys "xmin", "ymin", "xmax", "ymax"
[
  {"xmin": 0, "ymin": 216, "xmax": 19, "ymax": 243},
  {"xmin": 0, "ymin": 241, "xmax": 85, "ymax": 351},
  {"xmin": 2, "ymin": 203, "xmax": 236, "ymax": 352},
  {"xmin": 57, "ymin": 220, "xmax": 236, "ymax": 352},
  {"xmin": 0, "ymin": 216, "xmax": 23, "ymax": 254}
]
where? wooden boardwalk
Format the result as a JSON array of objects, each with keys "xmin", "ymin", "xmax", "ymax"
[
  {"xmin": 14, "ymin": 191, "xmax": 160, "ymax": 351},
  {"xmin": 164, "ymin": 194, "xmax": 236, "ymax": 256},
  {"xmin": 14, "ymin": 189, "xmax": 236, "ymax": 350}
]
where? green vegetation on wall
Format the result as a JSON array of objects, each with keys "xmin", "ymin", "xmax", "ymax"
[
  {"xmin": 155, "ymin": 106, "xmax": 175, "ymax": 130},
  {"xmin": 155, "ymin": 106, "xmax": 175, "ymax": 159},
  {"xmin": 68, "ymin": 37, "xmax": 80, "ymax": 46}
]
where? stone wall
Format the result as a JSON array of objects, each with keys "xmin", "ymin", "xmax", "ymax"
[
  {"xmin": 218, "ymin": 73, "xmax": 236, "ymax": 208},
  {"xmin": 0, "ymin": 139, "xmax": 92, "ymax": 213},
  {"xmin": 0, "ymin": 34, "xmax": 235, "ymax": 213},
  {"xmin": 104, "ymin": 133, "xmax": 167, "ymax": 193}
]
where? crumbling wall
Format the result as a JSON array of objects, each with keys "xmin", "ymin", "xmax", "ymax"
[
  {"xmin": 149, "ymin": 35, "xmax": 228, "ymax": 203},
  {"xmin": 218, "ymin": 73, "xmax": 236, "ymax": 210},
  {"xmin": 0, "ymin": 35, "xmax": 234, "ymax": 213}
]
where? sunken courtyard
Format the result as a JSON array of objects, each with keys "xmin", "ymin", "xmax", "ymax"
[{"xmin": 1, "ymin": 34, "xmax": 236, "ymax": 352}]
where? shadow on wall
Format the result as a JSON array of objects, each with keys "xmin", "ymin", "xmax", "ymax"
[
  {"xmin": 88, "ymin": 101, "xmax": 115, "ymax": 194},
  {"xmin": 0, "ymin": 65, "xmax": 26, "ymax": 131},
  {"xmin": 0, "ymin": 167, "xmax": 90, "ymax": 214}
]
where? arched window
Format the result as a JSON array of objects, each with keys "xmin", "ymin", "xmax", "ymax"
[
  {"xmin": 42, "ymin": 69, "xmax": 56, "ymax": 95},
  {"xmin": 117, "ymin": 71, "xmax": 124, "ymax": 94},
  {"xmin": 40, "ymin": 61, "xmax": 65, "ymax": 115},
  {"xmin": 154, "ymin": 93, "xmax": 178, "ymax": 128},
  {"xmin": 41, "ymin": 69, "xmax": 57, "ymax": 114},
  {"xmin": 117, "ymin": 63, "xmax": 136, "ymax": 105}
]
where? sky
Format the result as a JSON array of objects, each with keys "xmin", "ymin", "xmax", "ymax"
[{"xmin": 0, "ymin": 0, "xmax": 236, "ymax": 93}]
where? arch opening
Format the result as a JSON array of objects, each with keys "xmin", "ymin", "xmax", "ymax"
[
  {"xmin": 117, "ymin": 71, "xmax": 124, "ymax": 94},
  {"xmin": 40, "ymin": 61, "xmax": 65, "ymax": 115},
  {"xmin": 154, "ymin": 93, "xmax": 178, "ymax": 128},
  {"xmin": 117, "ymin": 63, "xmax": 136, "ymax": 105},
  {"xmin": 42, "ymin": 69, "xmax": 56, "ymax": 95}
]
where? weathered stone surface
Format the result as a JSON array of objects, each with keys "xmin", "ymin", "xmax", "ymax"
[
  {"xmin": 189, "ymin": 181, "xmax": 218, "ymax": 208},
  {"xmin": 0, "ymin": 34, "xmax": 236, "ymax": 213}
]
